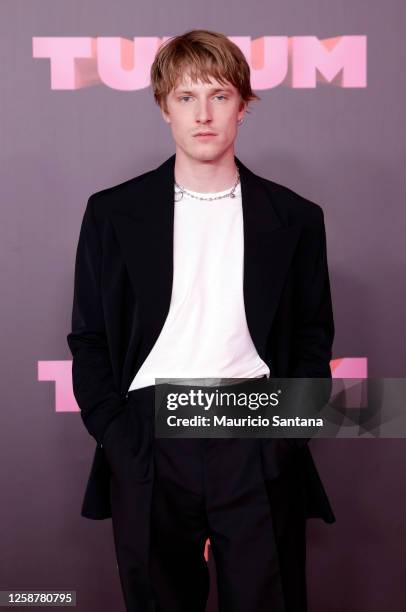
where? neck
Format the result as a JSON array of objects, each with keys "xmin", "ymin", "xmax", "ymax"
[{"xmin": 174, "ymin": 148, "xmax": 238, "ymax": 193}]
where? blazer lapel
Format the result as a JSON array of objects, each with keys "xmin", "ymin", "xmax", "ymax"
[
  {"xmin": 109, "ymin": 156, "xmax": 175, "ymax": 362},
  {"xmin": 237, "ymin": 157, "xmax": 301, "ymax": 358},
  {"xmin": 109, "ymin": 154, "xmax": 301, "ymax": 371}
]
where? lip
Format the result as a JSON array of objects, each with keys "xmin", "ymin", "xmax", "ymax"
[{"xmin": 194, "ymin": 133, "xmax": 216, "ymax": 139}]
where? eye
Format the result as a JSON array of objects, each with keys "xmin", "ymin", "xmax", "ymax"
[{"xmin": 178, "ymin": 95, "xmax": 228, "ymax": 102}]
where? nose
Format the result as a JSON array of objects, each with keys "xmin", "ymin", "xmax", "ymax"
[{"xmin": 195, "ymin": 99, "xmax": 212, "ymax": 124}]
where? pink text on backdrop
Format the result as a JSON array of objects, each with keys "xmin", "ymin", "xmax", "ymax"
[
  {"xmin": 38, "ymin": 358, "xmax": 368, "ymax": 413},
  {"xmin": 32, "ymin": 36, "xmax": 367, "ymax": 90}
]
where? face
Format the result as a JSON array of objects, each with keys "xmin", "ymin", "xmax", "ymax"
[{"xmin": 161, "ymin": 71, "xmax": 247, "ymax": 163}]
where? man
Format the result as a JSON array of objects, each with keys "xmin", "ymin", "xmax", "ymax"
[{"xmin": 67, "ymin": 29, "xmax": 335, "ymax": 612}]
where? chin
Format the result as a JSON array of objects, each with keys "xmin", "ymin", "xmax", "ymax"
[
  {"xmin": 186, "ymin": 150, "xmax": 218, "ymax": 163},
  {"xmin": 195, "ymin": 146, "xmax": 228, "ymax": 162}
]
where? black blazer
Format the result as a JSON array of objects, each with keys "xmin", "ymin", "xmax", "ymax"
[{"xmin": 67, "ymin": 153, "xmax": 336, "ymax": 523}]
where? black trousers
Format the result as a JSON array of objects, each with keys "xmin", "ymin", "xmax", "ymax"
[{"xmin": 104, "ymin": 383, "xmax": 307, "ymax": 612}]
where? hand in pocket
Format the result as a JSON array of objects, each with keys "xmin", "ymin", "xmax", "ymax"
[{"xmin": 101, "ymin": 409, "xmax": 129, "ymax": 458}]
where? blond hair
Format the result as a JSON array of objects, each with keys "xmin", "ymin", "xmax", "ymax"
[{"xmin": 150, "ymin": 29, "xmax": 260, "ymax": 114}]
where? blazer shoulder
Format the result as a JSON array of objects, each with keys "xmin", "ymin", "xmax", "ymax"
[
  {"xmin": 86, "ymin": 167, "xmax": 155, "ymax": 219},
  {"xmin": 257, "ymin": 174, "xmax": 325, "ymax": 228}
]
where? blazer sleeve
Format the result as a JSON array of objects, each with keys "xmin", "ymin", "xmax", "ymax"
[
  {"xmin": 291, "ymin": 205, "xmax": 335, "ymax": 378},
  {"xmin": 66, "ymin": 195, "xmax": 125, "ymax": 445},
  {"xmin": 286, "ymin": 205, "xmax": 335, "ymax": 451}
]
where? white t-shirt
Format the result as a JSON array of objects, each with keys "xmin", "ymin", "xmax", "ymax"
[{"xmin": 127, "ymin": 180, "xmax": 270, "ymax": 391}]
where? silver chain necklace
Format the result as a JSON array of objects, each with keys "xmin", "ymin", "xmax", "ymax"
[{"xmin": 174, "ymin": 166, "xmax": 240, "ymax": 202}]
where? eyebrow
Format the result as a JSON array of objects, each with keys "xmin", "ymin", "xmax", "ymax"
[{"xmin": 174, "ymin": 87, "xmax": 233, "ymax": 94}]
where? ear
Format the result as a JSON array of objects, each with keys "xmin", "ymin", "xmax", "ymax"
[
  {"xmin": 237, "ymin": 99, "xmax": 248, "ymax": 123},
  {"xmin": 161, "ymin": 106, "xmax": 171, "ymax": 124},
  {"xmin": 160, "ymin": 96, "xmax": 171, "ymax": 124}
]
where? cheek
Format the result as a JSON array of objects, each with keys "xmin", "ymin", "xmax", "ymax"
[
  {"xmin": 172, "ymin": 119, "xmax": 189, "ymax": 139},
  {"xmin": 223, "ymin": 120, "xmax": 238, "ymax": 139},
  {"xmin": 170, "ymin": 122, "xmax": 184, "ymax": 143}
]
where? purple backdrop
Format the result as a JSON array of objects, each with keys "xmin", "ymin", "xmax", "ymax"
[{"xmin": 1, "ymin": 2, "xmax": 405, "ymax": 611}]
